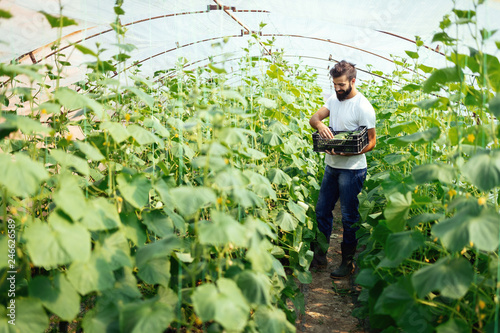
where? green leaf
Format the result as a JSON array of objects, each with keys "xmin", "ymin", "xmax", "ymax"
[
  {"xmin": 208, "ymin": 63, "xmax": 227, "ymax": 74},
  {"xmin": 24, "ymin": 213, "xmax": 91, "ymax": 268},
  {"xmin": 170, "ymin": 186, "xmax": 216, "ymax": 216},
  {"xmin": 374, "ymin": 277, "xmax": 415, "ymax": 318},
  {"xmin": 136, "ymin": 236, "xmax": 181, "ymax": 286},
  {"xmin": 192, "ymin": 278, "xmax": 250, "ymax": 331},
  {"xmin": 436, "ymin": 318, "xmax": 470, "ymax": 333},
  {"xmin": 40, "ymin": 11, "xmax": 78, "ymax": 28},
  {"xmin": 423, "ymin": 67, "xmax": 464, "ymax": 93},
  {"xmin": 275, "ymin": 210, "xmax": 298, "ymax": 232},
  {"xmin": 218, "ymin": 127, "xmax": 252, "ymax": 146},
  {"xmin": 432, "ymin": 207, "xmax": 500, "ymax": 252},
  {"xmin": 462, "ymin": 150, "xmax": 500, "ymax": 191},
  {"xmin": 489, "ymin": 94, "xmax": 500, "ymax": 118},
  {"xmin": 412, "ymin": 256, "xmax": 473, "ymax": 299},
  {"xmin": 142, "ymin": 210, "xmax": 173, "ymax": 237},
  {"xmin": 254, "ymin": 306, "xmax": 295, "ymax": 333},
  {"xmin": 74, "ymin": 44, "xmax": 97, "ymax": 57},
  {"xmin": 405, "ymin": 50, "xmax": 419, "ymax": 59},
  {"xmin": 74, "ymin": 141, "xmax": 105, "ymax": 161},
  {"xmin": 267, "ymin": 168, "xmax": 291, "ymax": 186},
  {"xmin": 0, "ymin": 153, "xmax": 49, "ymax": 197},
  {"xmin": 287, "ymin": 200, "xmax": 306, "ymax": 223},
  {"xmin": 235, "ymin": 271, "xmax": 271, "ymax": 305},
  {"xmin": 385, "ymin": 231, "xmax": 425, "ymax": 262},
  {"xmin": 0, "ymin": 9, "xmax": 12, "ymax": 19},
  {"xmin": 128, "ymin": 124, "xmax": 162, "ymax": 147},
  {"xmin": 262, "ymin": 131, "xmax": 284, "ymax": 146},
  {"xmin": 94, "ymin": 230, "xmax": 132, "ymax": 270},
  {"xmin": 52, "ymin": 174, "xmax": 88, "ymax": 221},
  {"xmin": 388, "ymin": 121, "xmax": 419, "ymax": 136},
  {"xmin": 383, "ymin": 152, "xmax": 411, "ymax": 165},
  {"xmin": 120, "ymin": 212, "xmax": 147, "ymax": 247},
  {"xmin": 67, "ymin": 254, "xmax": 115, "ymax": 294},
  {"xmin": 0, "ymin": 298, "xmax": 48, "ymax": 333},
  {"xmin": 412, "ymin": 163, "xmax": 456, "ymax": 185},
  {"xmin": 82, "ymin": 197, "xmax": 121, "ymax": 230},
  {"xmin": 82, "ymin": 300, "xmax": 120, "ymax": 333},
  {"xmin": 232, "ymin": 188, "xmax": 265, "ymax": 208},
  {"xmin": 100, "ymin": 122, "xmax": 130, "ymax": 143},
  {"xmin": 408, "ymin": 213, "xmax": 444, "ymax": 227},
  {"xmin": 257, "ymin": 97, "xmax": 277, "ymax": 109},
  {"xmin": 119, "ymin": 299, "xmax": 174, "ymax": 333},
  {"xmin": 29, "ymin": 273, "xmax": 80, "ymax": 321},
  {"xmin": 220, "ymin": 90, "xmax": 248, "ymax": 108},
  {"xmin": 198, "ymin": 211, "xmax": 248, "ymax": 247},
  {"xmin": 397, "ymin": 127, "xmax": 440, "ymax": 145},
  {"xmin": 51, "ymin": 149, "xmax": 90, "ymax": 175},
  {"xmin": 144, "ymin": 117, "xmax": 170, "ymax": 137},
  {"xmin": 55, "ymin": 87, "xmax": 104, "ymax": 118},
  {"xmin": 384, "ymin": 192, "xmax": 412, "ymax": 232},
  {"xmin": 116, "ymin": 173, "xmax": 151, "ymax": 209},
  {"xmin": 1, "ymin": 113, "xmax": 53, "ymax": 135},
  {"xmin": 124, "ymin": 86, "xmax": 154, "ymax": 108}
]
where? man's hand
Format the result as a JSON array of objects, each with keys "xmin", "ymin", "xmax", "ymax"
[{"xmin": 318, "ymin": 124, "xmax": 334, "ymax": 139}]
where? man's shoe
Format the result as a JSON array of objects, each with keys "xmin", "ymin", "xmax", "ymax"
[{"xmin": 330, "ymin": 242, "xmax": 356, "ymax": 278}]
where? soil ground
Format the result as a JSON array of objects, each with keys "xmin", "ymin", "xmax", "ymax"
[{"xmin": 296, "ymin": 205, "xmax": 366, "ymax": 333}]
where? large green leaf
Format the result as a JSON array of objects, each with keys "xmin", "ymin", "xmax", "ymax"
[
  {"xmin": 218, "ymin": 127, "xmax": 253, "ymax": 146},
  {"xmin": 231, "ymin": 188, "xmax": 265, "ymax": 208},
  {"xmin": 235, "ymin": 271, "xmax": 271, "ymax": 305},
  {"xmin": 100, "ymin": 122, "xmax": 130, "ymax": 143},
  {"xmin": 374, "ymin": 277, "xmax": 415, "ymax": 318},
  {"xmin": 267, "ymin": 168, "xmax": 291, "ymax": 186},
  {"xmin": 82, "ymin": 299, "xmax": 120, "ymax": 333},
  {"xmin": 385, "ymin": 231, "xmax": 425, "ymax": 262},
  {"xmin": 396, "ymin": 127, "xmax": 440, "ymax": 145},
  {"xmin": 1, "ymin": 113, "xmax": 53, "ymax": 136},
  {"xmin": 489, "ymin": 94, "xmax": 500, "ymax": 118},
  {"xmin": 142, "ymin": 209, "xmax": 173, "ymax": 237},
  {"xmin": 116, "ymin": 173, "xmax": 151, "ymax": 209},
  {"xmin": 127, "ymin": 124, "xmax": 163, "ymax": 147},
  {"xmin": 0, "ymin": 153, "xmax": 49, "ymax": 197},
  {"xmin": 254, "ymin": 306, "xmax": 295, "ymax": 333},
  {"xmin": 384, "ymin": 192, "xmax": 412, "ymax": 232},
  {"xmin": 384, "ymin": 152, "xmax": 412, "ymax": 165},
  {"xmin": 287, "ymin": 200, "xmax": 306, "ymax": 224},
  {"xmin": 67, "ymin": 253, "xmax": 115, "ymax": 294},
  {"xmin": 192, "ymin": 278, "xmax": 250, "ymax": 332},
  {"xmin": 94, "ymin": 230, "xmax": 133, "ymax": 270},
  {"xmin": 40, "ymin": 11, "xmax": 77, "ymax": 28},
  {"xmin": 169, "ymin": 186, "xmax": 216, "ymax": 216},
  {"xmin": 432, "ymin": 207, "xmax": 500, "ymax": 252},
  {"xmin": 124, "ymin": 87, "xmax": 154, "ymax": 109},
  {"xmin": 220, "ymin": 90, "xmax": 248, "ymax": 108},
  {"xmin": 198, "ymin": 211, "xmax": 248, "ymax": 247},
  {"xmin": 52, "ymin": 174, "xmax": 88, "ymax": 221},
  {"xmin": 257, "ymin": 97, "xmax": 277, "ymax": 109},
  {"xmin": 412, "ymin": 256, "xmax": 473, "ymax": 299},
  {"xmin": 412, "ymin": 163, "xmax": 456, "ymax": 185},
  {"xmin": 153, "ymin": 179, "xmax": 174, "ymax": 207},
  {"xmin": 0, "ymin": 297, "xmax": 49, "ymax": 333},
  {"xmin": 136, "ymin": 236, "xmax": 181, "ymax": 286},
  {"xmin": 119, "ymin": 299, "xmax": 174, "ymax": 333},
  {"xmin": 74, "ymin": 140, "xmax": 105, "ymax": 161},
  {"xmin": 82, "ymin": 197, "xmax": 121, "ymax": 230},
  {"xmin": 462, "ymin": 150, "xmax": 500, "ymax": 191},
  {"xmin": 422, "ymin": 66, "xmax": 464, "ymax": 93},
  {"xmin": 436, "ymin": 319, "xmax": 470, "ymax": 333},
  {"xmin": 275, "ymin": 210, "xmax": 298, "ymax": 232},
  {"xmin": 55, "ymin": 87, "xmax": 105, "ymax": 118},
  {"xmin": 29, "ymin": 273, "xmax": 80, "ymax": 321},
  {"xmin": 262, "ymin": 131, "xmax": 284, "ymax": 146},
  {"xmin": 388, "ymin": 121, "xmax": 419, "ymax": 136},
  {"xmin": 24, "ymin": 213, "xmax": 91, "ymax": 268},
  {"xmin": 51, "ymin": 149, "xmax": 90, "ymax": 175}
]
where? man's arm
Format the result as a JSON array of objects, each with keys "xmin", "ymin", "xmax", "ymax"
[{"xmin": 309, "ymin": 107, "xmax": 334, "ymax": 139}]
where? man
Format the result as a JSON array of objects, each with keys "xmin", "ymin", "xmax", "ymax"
[{"xmin": 309, "ymin": 60, "xmax": 376, "ymax": 278}]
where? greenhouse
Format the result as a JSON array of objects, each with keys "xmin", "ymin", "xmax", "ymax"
[{"xmin": 1, "ymin": 0, "xmax": 500, "ymax": 332}]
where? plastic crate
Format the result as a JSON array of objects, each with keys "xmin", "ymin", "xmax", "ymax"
[{"xmin": 312, "ymin": 126, "xmax": 368, "ymax": 153}]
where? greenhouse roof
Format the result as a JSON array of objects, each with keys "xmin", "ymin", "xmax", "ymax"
[{"xmin": 1, "ymin": 0, "xmax": 500, "ymax": 93}]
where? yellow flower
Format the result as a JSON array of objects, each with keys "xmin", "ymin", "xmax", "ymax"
[
  {"xmin": 117, "ymin": 197, "xmax": 123, "ymax": 203},
  {"xmin": 66, "ymin": 133, "xmax": 73, "ymax": 141},
  {"xmin": 125, "ymin": 114, "xmax": 131, "ymax": 122},
  {"xmin": 175, "ymin": 133, "xmax": 179, "ymax": 138},
  {"xmin": 461, "ymin": 247, "xmax": 467, "ymax": 255},
  {"xmin": 448, "ymin": 189, "xmax": 457, "ymax": 198},
  {"xmin": 478, "ymin": 197, "xmax": 487, "ymax": 206},
  {"xmin": 41, "ymin": 109, "xmax": 47, "ymax": 114},
  {"xmin": 10, "ymin": 207, "xmax": 17, "ymax": 215},
  {"xmin": 224, "ymin": 158, "xmax": 229, "ymax": 164},
  {"xmin": 21, "ymin": 216, "xmax": 27, "ymax": 223},
  {"xmin": 479, "ymin": 300, "xmax": 486, "ymax": 310},
  {"xmin": 467, "ymin": 133, "xmax": 475, "ymax": 142},
  {"xmin": 216, "ymin": 197, "xmax": 223, "ymax": 205},
  {"xmin": 469, "ymin": 241, "xmax": 474, "ymax": 247}
]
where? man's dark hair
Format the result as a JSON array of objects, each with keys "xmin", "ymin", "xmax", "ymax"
[{"xmin": 329, "ymin": 60, "xmax": 357, "ymax": 81}]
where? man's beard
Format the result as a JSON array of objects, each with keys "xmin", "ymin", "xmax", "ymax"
[{"xmin": 336, "ymin": 83, "xmax": 352, "ymax": 101}]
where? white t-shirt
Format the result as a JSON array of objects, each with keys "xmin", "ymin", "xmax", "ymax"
[{"xmin": 323, "ymin": 92, "xmax": 376, "ymax": 170}]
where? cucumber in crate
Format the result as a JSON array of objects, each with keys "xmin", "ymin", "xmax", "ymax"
[{"xmin": 312, "ymin": 126, "xmax": 368, "ymax": 153}]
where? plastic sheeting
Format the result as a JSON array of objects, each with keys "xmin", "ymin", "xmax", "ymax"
[{"xmin": 1, "ymin": 0, "xmax": 500, "ymax": 93}]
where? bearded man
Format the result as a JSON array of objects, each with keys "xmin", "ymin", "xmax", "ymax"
[{"xmin": 309, "ymin": 60, "xmax": 377, "ymax": 278}]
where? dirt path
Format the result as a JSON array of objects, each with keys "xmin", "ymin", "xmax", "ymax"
[{"xmin": 297, "ymin": 206, "xmax": 365, "ymax": 333}]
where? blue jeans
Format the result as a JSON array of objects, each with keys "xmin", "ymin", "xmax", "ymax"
[{"xmin": 316, "ymin": 165, "xmax": 367, "ymax": 246}]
